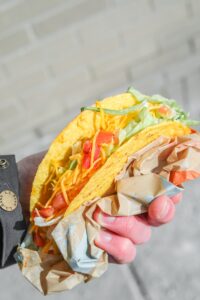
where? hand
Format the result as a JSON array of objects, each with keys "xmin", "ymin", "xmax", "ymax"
[
  {"xmin": 17, "ymin": 151, "xmax": 182, "ymax": 263},
  {"xmin": 93, "ymin": 193, "xmax": 182, "ymax": 264},
  {"xmin": 17, "ymin": 151, "xmax": 46, "ymax": 223}
]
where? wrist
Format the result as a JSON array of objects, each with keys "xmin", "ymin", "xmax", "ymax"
[
  {"xmin": 17, "ymin": 151, "xmax": 47, "ymax": 225},
  {"xmin": 17, "ymin": 160, "xmax": 30, "ymax": 225}
]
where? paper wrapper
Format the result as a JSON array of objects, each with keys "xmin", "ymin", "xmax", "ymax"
[{"xmin": 16, "ymin": 133, "xmax": 200, "ymax": 294}]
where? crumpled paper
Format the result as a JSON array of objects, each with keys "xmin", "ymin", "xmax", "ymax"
[{"xmin": 16, "ymin": 133, "xmax": 200, "ymax": 294}]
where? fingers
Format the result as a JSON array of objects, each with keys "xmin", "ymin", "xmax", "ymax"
[
  {"xmin": 93, "ymin": 192, "xmax": 182, "ymax": 263},
  {"xmin": 93, "ymin": 207, "xmax": 151, "ymax": 263},
  {"xmin": 147, "ymin": 195, "xmax": 175, "ymax": 226},
  {"xmin": 93, "ymin": 207, "xmax": 151, "ymax": 245},
  {"xmin": 94, "ymin": 229, "xmax": 136, "ymax": 264}
]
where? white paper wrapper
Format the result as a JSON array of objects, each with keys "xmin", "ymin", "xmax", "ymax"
[{"xmin": 16, "ymin": 133, "xmax": 200, "ymax": 294}]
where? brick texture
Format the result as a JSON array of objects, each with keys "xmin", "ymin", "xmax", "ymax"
[
  {"xmin": 0, "ymin": 1, "xmax": 200, "ymax": 299},
  {"xmin": 33, "ymin": 0, "xmax": 107, "ymax": 37},
  {"xmin": 0, "ymin": 0, "xmax": 66, "ymax": 34},
  {"xmin": 0, "ymin": 29, "xmax": 30, "ymax": 57}
]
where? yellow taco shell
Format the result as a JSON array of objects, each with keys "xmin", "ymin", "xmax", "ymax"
[
  {"xmin": 30, "ymin": 93, "xmax": 190, "ymax": 215},
  {"xmin": 30, "ymin": 93, "xmax": 137, "ymax": 211}
]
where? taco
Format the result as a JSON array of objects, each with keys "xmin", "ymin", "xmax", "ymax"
[{"xmin": 29, "ymin": 87, "xmax": 198, "ymax": 252}]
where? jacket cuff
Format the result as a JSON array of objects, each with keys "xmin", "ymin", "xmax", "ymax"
[{"xmin": 0, "ymin": 155, "xmax": 27, "ymax": 268}]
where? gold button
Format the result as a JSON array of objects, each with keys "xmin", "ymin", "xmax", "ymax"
[
  {"xmin": 0, "ymin": 190, "xmax": 18, "ymax": 211},
  {"xmin": 0, "ymin": 159, "xmax": 9, "ymax": 169}
]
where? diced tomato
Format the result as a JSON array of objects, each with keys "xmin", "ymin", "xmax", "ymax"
[
  {"xmin": 83, "ymin": 140, "xmax": 92, "ymax": 153},
  {"xmin": 52, "ymin": 193, "xmax": 67, "ymax": 210},
  {"xmin": 96, "ymin": 131, "xmax": 113, "ymax": 145},
  {"xmin": 158, "ymin": 105, "xmax": 171, "ymax": 116},
  {"xmin": 39, "ymin": 207, "xmax": 55, "ymax": 218},
  {"xmin": 82, "ymin": 132, "xmax": 113, "ymax": 169},
  {"xmin": 82, "ymin": 153, "xmax": 91, "ymax": 169},
  {"xmin": 190, "ymin": 128, "xmax": 197, "ymax": 134},
  {"xmin": 83, "ymin": 144, "xmax": 101, "ymax": 169},
  {"xmin": 33, "ymin": 231, "xmax": 45, "ymax": 247}
]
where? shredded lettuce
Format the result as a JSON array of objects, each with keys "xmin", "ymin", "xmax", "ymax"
[
  {"xmin": 182, "ymin": 119, "xmax": 200, "ymax": 126},
  {"xmin": 81, "ymin": 102, "xmax": 147, "ymax": 115},
  {"xmin": 118, "ymin": 129, "xmax": 127, "ymax": 145},
  {"xmin": 82, "ymin": 86, "xmax": 199, "ymax": 126},
  {"xmin": 127, "ymin": 87, "xmax": 147, "ymax": 102},
  {"xmin": 82, "ymin": 86, "xmax": 199, "ymax": 149},
  {"xmin": 128, "ymin": 86, "xmax": 200, "ymax": 126},
  {"xmin": 119, "ymin": 107, "xmax": 160, "ymax": 143},
  {"xmin": 68, "ymin": 160, "xmax": 78, "ymax": 170}
]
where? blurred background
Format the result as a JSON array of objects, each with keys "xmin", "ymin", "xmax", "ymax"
[{"xmin": 0, "ymin": 0, "xmax": 200, "ymax": 299}]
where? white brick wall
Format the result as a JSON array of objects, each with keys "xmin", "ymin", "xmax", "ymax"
[
  {"xmin": 0, "ymin": 0, "xmax": 66, "ymax": 34},
  {"xmin": 0, "ymin": 0, "xmax": 199, "ymax": 164},
  {"xmin": 0, "ymin": 2, "xmax": 200, "ymax": 300},
  {"xmin": 33, "ymin": 0, "xmax": 107, "ymax": 37},
  {"xmin": 0, "ymin": 29, "xmax": 30, "ymax": 56}
]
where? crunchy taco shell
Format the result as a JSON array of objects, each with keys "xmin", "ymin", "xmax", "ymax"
[{"xmin": 30, "ymin": 92, "xmax": 191, "ymax": 215}]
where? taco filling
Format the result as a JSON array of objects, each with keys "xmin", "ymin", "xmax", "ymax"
[{"xmin": 29, "ymin": 87, "xmax": 198, "ymax": 253}]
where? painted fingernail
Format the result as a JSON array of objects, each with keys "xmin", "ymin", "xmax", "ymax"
[{"xmin": 158, "ymin": 198, "xmax": 170, "ymax": 219}]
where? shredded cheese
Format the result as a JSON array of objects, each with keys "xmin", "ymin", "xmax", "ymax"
[
  {"xmin": 43, "ymin": 165, "xmax": 56, "ymax": 195},
  {"xmin": 45, "ymin": 164, "xmax": 55, "ymax": 183},
  {"xmin": 35, "ymin": 208, "xmax": 41, "ymax": 217},
  {"xmin": 45, "ymin": 207, "xmax": 67, "ymax": 222},
  {"xmin": 44, "ymin": 188, "xmax": 59, "ymax": 207},
  {"xmin": 69, "ymin": 153, "xmax": 82, "ymax": 161},
  {"xmin": 45, "ymin": 214, "xmax": 55, "ymax": 222},
  {"xmin": 100, "ymin": 146, "xmax": 106, "ymax": 162},
  {"xmin": 45, "ymin": 207, "xmax": 65, "ymax": 222},
  {"xmin": 72, "ymin": 163, "xmax": 81, "ymax": 185},
  {"xmin": 90, "ymin": 130, "xmax": 100, "ymax": 166},
  {"xmin": 44, "ymin": 170, "xmax": 72, "ymax": 207},
  {"xmin": 60, "ymin": 177, "xmax": 70, "ymax": 205},
  {"xmin": 81, "ymin": 157, "xmax": 102, "ymax": 179},
  {"xmin": 100, "ymin": 107, "xmax": 105, "ymax": 129},
  {"xmin": 119, "ymin": 115, "xmax": 128, "ymax": 129}
]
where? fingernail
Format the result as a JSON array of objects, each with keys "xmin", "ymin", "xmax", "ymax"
[
  {"xmin": 98, "ymin": 212, "xmax": 116, "ymax": 224},
  {"xmin": 158, "ymin": 198, "xmax": 170, "ymax": 219},
  {"xmin": 96, "ymin": 230, "xmax": 112, "ymax": 243}
]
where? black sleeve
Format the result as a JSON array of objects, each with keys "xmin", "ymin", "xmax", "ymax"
[{"xmin": 0, "ymin": 155, "xmax": 27, "ymax": 268}]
